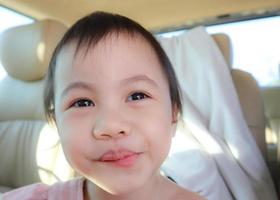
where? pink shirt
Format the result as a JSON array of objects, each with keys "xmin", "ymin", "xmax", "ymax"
[{"xmin": 2, "ymin": 177, "xmax": 84, "ymax": 200}]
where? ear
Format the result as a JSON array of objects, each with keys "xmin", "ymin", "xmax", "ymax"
[
  {"xmin": 171, "ymin": 105, "xmax": 179, "ymax": 124},
  {"xmin": 171, "ymin": 105, "xmax": 179, "ymax": 137}
]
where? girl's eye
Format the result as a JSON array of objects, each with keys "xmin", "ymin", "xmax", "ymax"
[
  {"xmin": 70, "ymin": 99, "xmax": 94, "ymax": 108},
  {"xmin": 128, "ymin": 92, "xmax": 149, "ymax": 101}
]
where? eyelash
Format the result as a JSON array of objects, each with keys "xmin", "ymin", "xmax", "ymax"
[
  {"xmin": 69, "ymin": 92, "xmax": 150, "ymax": 108},
  {"xmin": 70, "ymin": 98, "xmax": 95, "ymax": 108},
  {"xmin": 127, "ymin": 92, "xmax": 150, "ymax": 101}
]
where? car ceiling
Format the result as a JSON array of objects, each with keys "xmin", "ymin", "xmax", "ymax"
[{"xmin": 0, "ymin": 0, "xmax": 279, "ymax": 32}]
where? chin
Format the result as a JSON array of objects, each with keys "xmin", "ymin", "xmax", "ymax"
[{"xmin": 102, "ymin": 180, "xmax": 144, "ymax": 196}]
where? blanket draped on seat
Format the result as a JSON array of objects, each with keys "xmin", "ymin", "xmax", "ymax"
[{"xmin": 158, "ymin": 27, "xmax": 277, "ymax": 200}]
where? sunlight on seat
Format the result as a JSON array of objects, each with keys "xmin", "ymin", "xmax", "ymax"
[
  {"xmin": 0, "ymin": 62, "xmax": 7, "ymax": 81},
  {"xmin": 36, "ymin": 123, "xmax": 74, "ymax": 184},
  {"xmin": 265, "ymin": 127, "xmax": 278, "ymax": 144},
  {"xmin": 37, "ymin": 42, "xmax": 46, "ymax": 62}
]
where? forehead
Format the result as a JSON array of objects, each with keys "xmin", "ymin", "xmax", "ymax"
[
  {"xmin": 57, "ymin": 32, "xmax": 157, "ymax": 62},
  {"xmin": 55, "ymin": 33, "xmax": 166, "ymax": 82}
]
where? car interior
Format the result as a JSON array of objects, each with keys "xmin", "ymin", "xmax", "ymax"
[{"xmin": 0, "ymin": 1, "xmax": 280, "ymax": 199}]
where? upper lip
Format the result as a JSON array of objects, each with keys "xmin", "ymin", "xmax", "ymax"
[{"xmin": 99, "ymin": 149, "xmax": 138, "ymax": 162}]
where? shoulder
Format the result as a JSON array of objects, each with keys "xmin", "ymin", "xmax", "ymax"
[
  {"xmin": 1, "ymin": 177, "xmax": 85, "ymax": 200},
  {"xmin": 173, "ymin": 187, "xmax": 206, "ymax": 200},
  {"xmin": 48, "ymin": 177, "xmax": 84, "ymax": 200},
  {"xmin": 163, "ymin": 177, "xmax": 205, "ymax": 200},
  {"xmin": 2, "ymin": 183, "xmax": 49, "ymax": 200}
]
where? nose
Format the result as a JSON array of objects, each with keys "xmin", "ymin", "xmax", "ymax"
[{"xmin": 92, "ymin": 109, "xmax": 130, "ymax": 140}]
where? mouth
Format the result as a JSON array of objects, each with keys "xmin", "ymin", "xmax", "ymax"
[{"xmin": 99, "ymin": 149, "xmax": 140, "ymax": 168}]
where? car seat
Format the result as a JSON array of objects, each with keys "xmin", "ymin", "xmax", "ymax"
[
  {"xmin": 261, "ymin": 82, "xmax": 280, "ymax": 193},
  {"xmin": 0, "ymin": 19, "xmax": 74, "ymax": 193},
  {"xmin": 212, "ymin": 33, "xmax": 267, "ymax": 161}
]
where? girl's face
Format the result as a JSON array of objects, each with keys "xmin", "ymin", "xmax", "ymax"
[{"xmin": 54, "ymin": 33, "xmax": 177, "ymax": 194}]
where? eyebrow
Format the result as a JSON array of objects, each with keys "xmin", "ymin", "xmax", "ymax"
[
  {"xmin": 120, "ymin": 74, "xmax": 159, "ymax": 88},
  {"xmin": 60, "ymin": 82, "xmax": 95, "ymax": 99},
  {"xmin": 60, "ymin": 74, "xmax": 159, "ymax": 99}
]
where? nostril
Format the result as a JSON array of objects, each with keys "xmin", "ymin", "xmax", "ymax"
[
  {"xmin": 92, "ymin": 130, "xmax": 128, "ymax": 140},
  {"xmin": 119, "ymin": 130, "xmax": 126, "ymax": 135},
  {"xmin": 99, "ymin": 133, "xmax": 112, "ymax": 139}
]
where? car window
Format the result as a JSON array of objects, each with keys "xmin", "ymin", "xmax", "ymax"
[
  {"xmin": 207, "ymin": 16, "xmax": 280, "ymax": 86},
  {"xmin": 158, "ymin": 16, "xmax": 280, "ymax": 86}
]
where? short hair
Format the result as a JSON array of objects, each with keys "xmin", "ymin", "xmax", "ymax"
[{"xmin": 44, "ymin": 11, "xmax": 182, "ymax": 123}]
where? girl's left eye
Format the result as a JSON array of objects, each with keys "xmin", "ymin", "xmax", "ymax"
[
  {"xmin": 127, "ymin": 92, "xmax": 149, "ymax": 101},
  {"xmin": 70, "ymin": 99, "xmax": 95, "ymax": 108}
]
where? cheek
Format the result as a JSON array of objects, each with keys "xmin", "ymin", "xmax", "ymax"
[
  {"xmin": 55, "ymin": 113, "xmax": 92, "ymax": 163},
  {"xmin": 134, "ymin": 105, "xmax": 174, "ymax": 158},
  {"xmin": 56, "ymin": 110, "xmax": 92, "ymax": 138},
  {"xmin": 152, "ymin": 123, "xmax": 173, "ymax": 155}
]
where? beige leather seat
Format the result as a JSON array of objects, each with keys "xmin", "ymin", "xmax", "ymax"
[
  {"xmin": 261, "ymin": 84, "xmax": 280, "ymax": 192},
  {"xmin": 213, "ymin": 33, "xmax": 280, "ymax": 196},
  {"xmin": 212, "ymin": 33, "xmax": 267, "ymax": 161},
  {"xmin": 0, "ymin": 20, "xmax": 74, "ymax": 193}
]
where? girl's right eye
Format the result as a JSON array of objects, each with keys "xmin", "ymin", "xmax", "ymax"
[{"xmin": 70, "ymin": 99, "xmax": 95, "ymax": 108}]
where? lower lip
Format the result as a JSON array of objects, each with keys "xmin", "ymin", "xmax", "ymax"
[{"xmin": 103, "ymin": 153, "xmax": 139, "ymax": 168}]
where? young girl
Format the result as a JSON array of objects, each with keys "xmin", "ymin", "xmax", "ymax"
[{"xmin": 3, "ymin": 11, "xmax": 204, "ymax": 200}]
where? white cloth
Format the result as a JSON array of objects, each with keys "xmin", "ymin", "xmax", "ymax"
[{"xmin": 158, "ymin": 27, "xmax": 277, "ymax": 200}]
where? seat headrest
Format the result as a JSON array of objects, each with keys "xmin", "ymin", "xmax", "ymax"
[
  {"xmin": 261, "ymin": 86, "xmax": 280, "ymax": 118},
  {"xmin": 0, "ymin": 19, "xmax": 67, "ymax": 81},
  {"xmin": 211, "ymin": 33, "xmax": 233, "ymax": 67}
]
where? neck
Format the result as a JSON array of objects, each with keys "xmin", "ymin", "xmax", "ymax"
[{"xmin": 85, "ymin": 173, "xmax": 166, "ymax": 200}]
